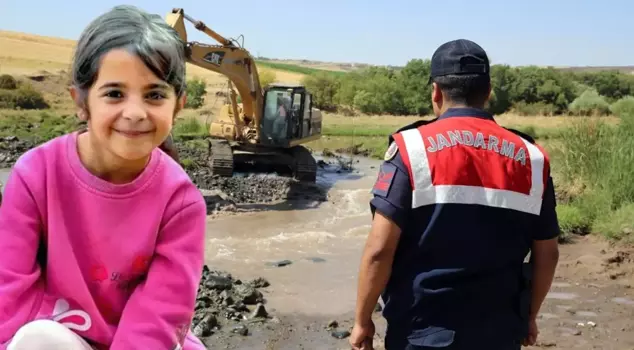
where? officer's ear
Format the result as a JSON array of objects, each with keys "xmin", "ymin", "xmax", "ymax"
[
  {"xmin": 486, "ymin": 82, "xmax": 492, "ymax": 102},
  {"xmin": 431, "ymin": 82, "xmax": 443, "ymax": 104}
]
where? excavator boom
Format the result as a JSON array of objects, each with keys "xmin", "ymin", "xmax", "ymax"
[
  {"xmin": 164, "ymin": 8, "xmax": 322, "ymax": 183},
  {"xmin": 166, "ymin": 8, "xmax": 263, "ymax": 141}
]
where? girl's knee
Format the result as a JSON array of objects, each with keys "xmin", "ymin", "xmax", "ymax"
[{"xmin": 8, "ymin": 320, "xmax": 89, "ymax": 350}]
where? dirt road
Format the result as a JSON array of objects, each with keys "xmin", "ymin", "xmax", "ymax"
[{"xmin": 1, "ymin": 153, "xmax": 633, "ymax": 350}]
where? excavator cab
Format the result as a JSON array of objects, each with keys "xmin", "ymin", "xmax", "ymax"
[{"xmin": 260, "ymin": 83, "xmax": 320, "ymax": 147}]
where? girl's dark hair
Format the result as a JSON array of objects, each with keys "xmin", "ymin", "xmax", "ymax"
[{"xmin": 71, "ymin": 5, "xmax": 187, "ymax": 104}]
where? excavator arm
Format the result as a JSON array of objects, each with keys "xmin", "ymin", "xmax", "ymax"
[{"xmin": 165, "ymin": 8, "xmax": 264, "ymax": 134}]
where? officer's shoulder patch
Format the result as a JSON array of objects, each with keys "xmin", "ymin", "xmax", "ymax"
[
  {"xmin": 372, "ymin": 162, "xmax": 397, "ymax": 197},
  {"xmin": 384, "ymin": 142, "xmax": 398, "ymax": 161}
]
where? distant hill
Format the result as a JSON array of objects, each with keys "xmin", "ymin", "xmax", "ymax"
[
  {"xmin": 556, "ymin": 66, "xmax": 634, "ymax": 75},
  {"xmin": 2, "ymin": 29, "xmax": 632, "ymax": 80}
]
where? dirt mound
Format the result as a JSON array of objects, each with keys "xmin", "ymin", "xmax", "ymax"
[
  {"xmin": 191, "ymin": 171, "xmax": 327, "ymax": 204},
  {"xmin": 334, "ymin": 144, "xmax": 371, "ymax": 157},
  {"xmin": 177, "ymin": 138, "xmax": 329, "ymax": 212},
  {"xmin": 191, "ymin": 265, "xmax": 274, "ymax": 342}
]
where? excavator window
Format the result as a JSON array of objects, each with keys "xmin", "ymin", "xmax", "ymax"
[
  {"xmin": 261, "ymin": 86, "xmax": 312, "ymax": 144},
  {"xmin": 262, "ymin": 88, "xmax": 293, "ymax": 144},
  {"xmin": 303, "ymin": 93, "xmax": 312, "ymax": 135}
]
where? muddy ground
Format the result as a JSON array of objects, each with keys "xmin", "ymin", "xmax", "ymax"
[
  {"xmin": 187, "ymin": 235, "xmax": 634, "ymax": 350},
  {"xmin": 1, "ymin": 136, "xmax": 633, "ymax": 349}
]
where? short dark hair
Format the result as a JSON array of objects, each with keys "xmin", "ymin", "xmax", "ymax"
[{"xmin": 432, "ymin": 73, "xmax": 491, "ymax": 107}]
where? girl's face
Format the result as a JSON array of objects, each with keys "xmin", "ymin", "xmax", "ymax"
[{"xmin": 73, "ymin": 48, "xmax": 184, "ymax": 162}]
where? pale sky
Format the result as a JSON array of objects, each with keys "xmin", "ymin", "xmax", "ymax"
[{"xmin": 1, "ymin": 0, "xmax": 632, "ymax": 67}]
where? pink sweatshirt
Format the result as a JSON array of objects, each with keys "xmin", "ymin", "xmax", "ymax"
[{"xmin": 0, "ymin": 132, "xmax": 207, "ymax": 350}]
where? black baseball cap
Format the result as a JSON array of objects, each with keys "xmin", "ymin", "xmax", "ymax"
[{"xmin": 429, "ymin": 39, "xmax": 490, "ymax": 81}]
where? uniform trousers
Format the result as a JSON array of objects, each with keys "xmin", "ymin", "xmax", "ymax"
[{"xmin": 384, "ymin": 325, "xmax": 521, "ymax": 350}]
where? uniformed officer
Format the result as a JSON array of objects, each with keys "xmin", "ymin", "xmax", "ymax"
[{"xmin": 350, "ymin": 39, "xmax": 560, "ymax": 350}]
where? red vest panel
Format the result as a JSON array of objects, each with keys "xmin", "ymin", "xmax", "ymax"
[{"xmin": 392, "ymin": 117, "xmax": 550, "ymax": 215}]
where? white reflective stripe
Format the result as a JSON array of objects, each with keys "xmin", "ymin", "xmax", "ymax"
[
  {"xmin": 412, "ymin": 185, "xmax": 544, "ymax": 215},
  {"xmin": 401, "ymin": 129, "xmax": 546, "ymax": 215},
  {"xmin": 401, "ymin": 129, "xmax": 432, "ymax": 191},
  {"xmin": 521, "ymin": 138, "xmax": 545, "ymax": 197}
]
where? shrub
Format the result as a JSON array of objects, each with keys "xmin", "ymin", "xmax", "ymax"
[
  {"xmin": 259, "ymin": 70, "xmax": 276, "ymax": 88},
  {"xmin": 173, "ymin": 116, "xmax": 206, "ymax": 137},
  {"xmin": 568, "ymin": 89, "xmax": 610, "ymax": 116},
  {"xmin": 592, "ymin": 203, "xmax": 634, "ymax": 242},
  {"xmin": 610, "ymin": 96, "xmax": 634, "ymax": 121},
  {"xmin": 185, "ymin": 77, "xmax": 206, "ymax": 109},
  {"xmin": 511, "ymin": 102, "xmax": 558, "ymax": 116},
  {"xmin": 0, "ymin": 74, "xmax": 17, "ymax": 90},
  {"xmin": 557, "ymin": 107, "xmax": 634, "ymax": 240},
  {"xmin": 556, "ymin": 204, "xmax": 590, "ymax": 243},
  {"xmin": 301, "ymin": 72, "xmax": 340, "ymax": 111},
  {"xmin": 0, "ymin": 86, "xmax": 49, "ymax": 110}
]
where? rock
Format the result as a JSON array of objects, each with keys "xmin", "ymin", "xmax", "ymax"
[
  {"xmin": 234, "ymin": 284, "xmax": 264, "ymax": 305},
  {"xmin": 232, "ymin": 325, "xmax": 249, "ymax": 336},
  {"xmin": 0, "ymin": 136, "xmax": 39, "ymax": 168},
  {"xmin": 605, "ymin": 251, "xmax": 630, "ymax": 264},
  {"xmin": 536, "ymin": 341, "xmax": 557, "ymax": 347},
  {"xmin": 191, "ymin": 265, "xmax": 273, "ymax": 339},
  {"xmin": 189, "ymin": 170, "xmax": 327, "ymax": 205},
  {"xmin": 331, "ymin": 330, "xmax": 351, "ymax": 339},
  {"xmin": 204, "ymin": 275, "xmax": 233, "ymax": 290},
  {"xmin": 250, "ymin": 303, "xmax": 268, "ymax": 319},
  {"xmin": 327, "ymin": 320, "xmax": 338, "ymax": 329},
  {"xmin": 192, "ymin": 313, "xmax": 218, "ymax": 338},
  {"xmin": 266, "ymin": 260, "xmax": 292, "ymax": 267},
  {"xmin": 247, "ymin": 277, "xmax": 270, "ymax": 288}
]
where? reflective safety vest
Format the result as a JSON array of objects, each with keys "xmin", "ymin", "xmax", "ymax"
[{"xmin": 391, "ymin": 117, "xmax": 550, "ymax": 215}]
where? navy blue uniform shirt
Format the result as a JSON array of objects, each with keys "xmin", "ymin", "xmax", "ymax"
[{"xmin": 370, "ymin": 108, "xmax": 560, "ymax": 346}]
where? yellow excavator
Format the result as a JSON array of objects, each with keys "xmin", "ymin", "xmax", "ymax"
[{"xmin": 164, "ymin": 8, "xmax": 323, "ymax": 182}]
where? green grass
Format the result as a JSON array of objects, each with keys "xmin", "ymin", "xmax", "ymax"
[
  {"xmin": 319, "ymin": 121, "xmax": 567, "ymax": 159},
  {"xmin": 551, "ymin": 114, "xmax": 634, "ymax": 243},
  {"xmin": 0, "ymin": 109, "xmax": 82, "ymax": 141},
  {"xmin": 172, "ymin": 116, "xmax": 209, "ymax": 140},
  {"xmin": 555, "ymin": 204, "xmax": 591, "ymax": 243},
  {"xmin": 307, "ymin": 135, "xmax": 387, "ymax": 159},
  {"xmin": 593, "ymin": 203, "xmax": 634, "ymax": 242},
  {"xmin": 256, "ymin": 61, "xmax": 346, "ymax": 77}
]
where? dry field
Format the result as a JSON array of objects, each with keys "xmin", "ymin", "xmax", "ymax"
[
  {"xmin": 0, "ymin": 30, "xmax": 304, "ymax": 83},
  {"xmin": 321, "ymin": 112, "xmax": 618, "ymax": 129},
  {"xmin": 0, "ymin": 30, "xmax": 305, "ymax": 116}
]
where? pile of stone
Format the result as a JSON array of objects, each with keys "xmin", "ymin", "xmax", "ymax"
[
  {"xmin": 191, "ymin": 265, "xmax": 273, "ymax": 339},
  {"xmin": 0, "ymin": 136, "xmax": 38, "ymax": 168}
]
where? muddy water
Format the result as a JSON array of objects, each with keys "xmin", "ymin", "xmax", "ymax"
[
  {"xmin": 0, "ymin": 156, "xmax": 383, "ymax": 319},
  {"xmin": 203, "ymin": 156, "xmax": 381, "ymax": 317}
]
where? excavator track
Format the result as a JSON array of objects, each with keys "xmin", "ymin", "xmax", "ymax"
[
  {"xmin": 289, "ymin": 146, "xmax": 317, "ymax": 183},
  {"xmin": 208, "ymin": 138, "xmax": 234, "ymax": 177}
]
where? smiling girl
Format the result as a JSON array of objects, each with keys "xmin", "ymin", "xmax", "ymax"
[{"xmin": 0, "ymin": 5, "xmax": 207, "ymax": 350}]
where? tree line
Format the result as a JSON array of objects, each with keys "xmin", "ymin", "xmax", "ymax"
[{"xmin": 301, "ymin": 59, "xmax": 634, "ymax": 116}]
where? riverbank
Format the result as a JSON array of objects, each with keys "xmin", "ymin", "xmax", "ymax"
[{"xmin": 1, "ymin": 151, "xmax": 633, "ymax": 350}]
